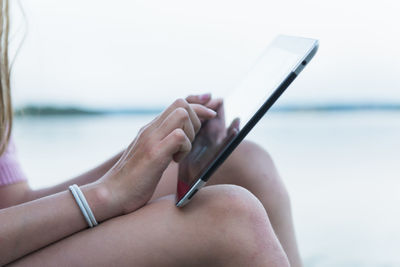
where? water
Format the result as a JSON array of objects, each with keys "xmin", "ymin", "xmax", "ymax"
[{"xmin": 13, "ymin": 111, "xmax": 400, "ymax": 266}]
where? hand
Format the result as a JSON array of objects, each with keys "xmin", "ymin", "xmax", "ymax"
[
  {"xmin": 186, "ymin": 94, "xmax": 240, "ymax": 143},
  {"xmin": 177, "ymin": 94, "xmax": 240, "ymax": 191},
  {"xmin": 99, "ymin": 98, "xmax": 216, "ymax": 215}
]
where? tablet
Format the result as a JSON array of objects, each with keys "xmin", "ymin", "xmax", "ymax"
[{"xmin": 176, "ymin": 35, "xmax": 318, "ymax": 207}]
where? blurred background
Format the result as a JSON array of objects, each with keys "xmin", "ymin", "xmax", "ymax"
[{"xmin": 10, "ymin": 0, "xmax": 400, "ymax": 266}]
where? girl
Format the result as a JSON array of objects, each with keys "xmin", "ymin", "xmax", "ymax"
[{"xmin": 0, "ymin": 1, "xmax": 301, "ymax": 266}]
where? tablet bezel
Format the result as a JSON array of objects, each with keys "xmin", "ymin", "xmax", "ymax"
[{"xmin": 176, "ymin": 35, "xmax": 319, "ymax": 207}]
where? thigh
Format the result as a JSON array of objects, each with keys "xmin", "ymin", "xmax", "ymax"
[
  {"xmin": 12, "ymin": 185, "xmax": 286, "ymax": 267},
  {"xmin": 151, "ymin": 141, "xmax": 301, "ymax": 267},
  {"xmin": 11, "ymin": 193, "xmax": 215, "ymax": 267}
]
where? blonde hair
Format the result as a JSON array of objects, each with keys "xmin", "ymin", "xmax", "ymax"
[{"xmin": 0, "ymin": 0, "xmax": 11, "ymax": 156}]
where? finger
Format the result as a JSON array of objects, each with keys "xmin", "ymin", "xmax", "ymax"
[
  {"xmin": 152, "ymin": 99, "xmax": 215, "ymax": 133},
  {"xmin": 184, "ymin": 103, "xmax": 202, "ymax": 134},
  {"xmin": 152, "ymin": 99, "xmax": 195, "ymax": 129},
  {"xmin": 157, "ymin": 99, "xmax": 214, "ymax": 134},
  {"xmin": 186, "ymin": 93, "xmax": 211, "ymax": 104},
  {"xmin": 205, "ymin": 98, "xmax": 223, "ymax": 111},
  {"xmin": 227, "ymin": 118, "xmax": 241, "ymax": 137},
  {"xmin": 159, "ymin": 128, "xmax": 192, "ymax": 162},
  {"xmin": 205, "ymin": 98, "xmax": 225, "ymax": 122},
  {"xmin": 156, "ymin": 107, "xmax": 196, "ymax": 142},
  {"xmin": 189, "ymin": 104, "xmax": 216, "ymax": 128}
]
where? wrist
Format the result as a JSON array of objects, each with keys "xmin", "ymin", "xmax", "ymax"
[
  {"xmin": 80, "ymin": 182, "xmax": 123, "ymax": 222},
  {"xmin": 102, "ymin": 166, "xmax": 152, "ymax": 215}
]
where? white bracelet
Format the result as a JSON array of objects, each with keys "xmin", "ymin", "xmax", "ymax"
[
  {"xmin": 69, "ymin": 184, "xmax": 98, "ymax": 228},
  {"xmin": 73, "ymin": 184, "xmax": 98, "ymax": 226}
]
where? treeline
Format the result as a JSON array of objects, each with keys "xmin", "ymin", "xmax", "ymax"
[{"xmin": 14, "ymin": 103, "xmax": 400, "ymax": 116}]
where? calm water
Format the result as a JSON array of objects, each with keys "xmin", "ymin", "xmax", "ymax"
[{"xmin": 13, "ymin": 111, "xmax": 400, "ymax": 266}]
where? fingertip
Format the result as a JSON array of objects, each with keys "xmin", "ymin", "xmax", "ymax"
[
  {"xmin": 199, "ymin": 93, "xmax": 211, "ymax": 101},
  {"xmin": 207, "ymin": 109, "xmax": 217, "ymax": 117},
  {"xmin": 201, "ymin": 109, "xmax": 217, "ymax": 120}
]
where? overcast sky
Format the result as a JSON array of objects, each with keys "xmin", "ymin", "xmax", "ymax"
[{"xmin": 9, "ymin": 0, "xmax": 400, "ymax": 108}]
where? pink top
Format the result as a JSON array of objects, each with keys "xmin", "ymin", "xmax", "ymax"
[{"xmin": 0, "ymin": 138, "xmax": 27, "ymax": 186}]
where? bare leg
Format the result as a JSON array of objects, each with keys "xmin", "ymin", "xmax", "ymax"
[
  {"xmin": 11, "ymin": 185, "xmax": 289, "ymax": 267},
  {"xmin": 151, "ymin": 140, "xmax": 302, "ymax": 266}
]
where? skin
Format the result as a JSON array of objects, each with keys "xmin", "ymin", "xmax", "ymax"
[
  {"xmin": 0, "ymin": 94, "xmax": 300, "ymax": 266},
  {"xmin": 9, "ymin": 185, "xmax": 289, "ymax": 267},
  {"xmin": 150, "ymin": 94, "xmax": 302, "ymax": 266},
  {"xmin": 152, "ymin": 142, "xmax": 302, "ymax": 266}
]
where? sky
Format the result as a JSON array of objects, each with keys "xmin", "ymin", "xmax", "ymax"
[{"xmin": 9, "ymin": 0, "xmax": 400, "ymax": 108}]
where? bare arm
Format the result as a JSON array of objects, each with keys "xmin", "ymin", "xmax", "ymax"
[
  {"xmin": 29, "ymin": 150, "xmax": 124, "ymax": 199},
  {"xmin": 0, "ymin": 97, "xmax": 216, "ymax": 265},
  {"xmin": 0, "ymin": 151, "xmax": 124, "ymax": 208},
  {"xmin": 0, "ymin": 183, "xmax": 116, "ymax": 265}
]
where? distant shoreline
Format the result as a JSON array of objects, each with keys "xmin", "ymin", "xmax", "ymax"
[
  {"xmin": 14, "ymin": 104, "xmax": 400, "ymax": 116},
  {"xmin": 14, "ymin": 106, "xmax": 164, "ymax": 116}
]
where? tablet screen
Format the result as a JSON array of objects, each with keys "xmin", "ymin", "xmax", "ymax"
[{"xmin": 177, "ymin": 36, "xmax": 317, "ymax": 201}]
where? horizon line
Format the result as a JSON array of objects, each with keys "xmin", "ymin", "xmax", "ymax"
[{"xmin": 14, "ymin": 103, "xmax": 400, "ymax": 116}]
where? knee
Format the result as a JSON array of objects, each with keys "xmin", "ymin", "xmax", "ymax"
[
  {"xmin": 192, "ymin": 184, "xmax": 264, "ymax": 222},
  {"xmin": 235, "ymin": 140, "xmax": 276, "ymax": 179},
  {"xmin": 227, "ymin": 141, "xmax": 289, "ymax": 199},
  {"xmin": 192, "ymin": 185, "xmax": 289, "ymax": 266}
]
